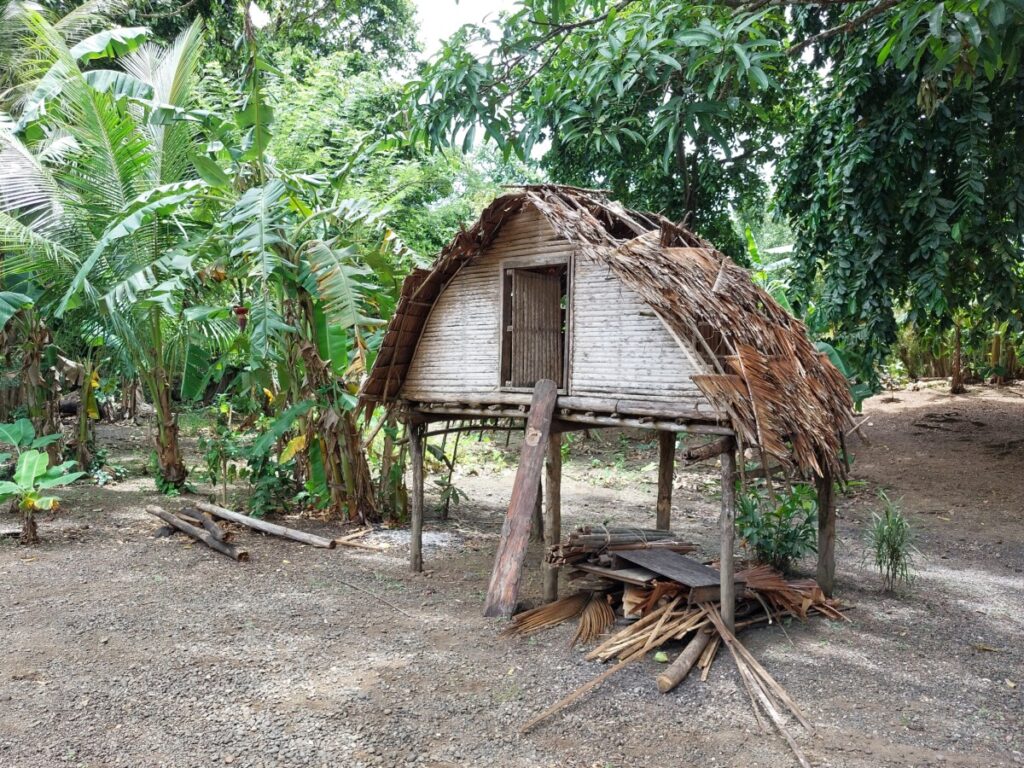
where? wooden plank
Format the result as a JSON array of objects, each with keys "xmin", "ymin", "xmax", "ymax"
[
  {"xmin": 483, "ymin": 380, "xmax": 559, "ymax": 617},
  {"xmin": 543, "ymin": 431, "xmax": 562, "ymax": 603},
  {"xmin": 572, "ymin": 563, "xmax": 656, "ymax": 586},
  {"xmin": 616, "ymin": 549, "xmax": 722, "ymax": 588},
  {"xmin": 656, "ymin": 431, "xmax": 675, "ymax": 530}
]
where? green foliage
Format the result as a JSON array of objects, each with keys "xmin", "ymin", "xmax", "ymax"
[
  {"xmin": 867, "ymin": 492, "xmax": 917, "ymax": 592},
  {"xmin": 778, "ymin": 1, "xmax": 1024, "ymax": 384},
  {"xmin": 37, "ymin": 0, "xmax": 419, "ymax": 69},
  {"xmin": 736, "ymin": 484, "xmax": 818, "ymax": 572},
  {"xmin": 411, "ymin": 0, "xmax": 801, "ymax": 258},
  {"xmin": 0, "ymin": 448, "xmax": 83, "ymax": 510}
]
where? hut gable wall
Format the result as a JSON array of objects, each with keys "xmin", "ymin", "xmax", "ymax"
[
  {"xmin": 570, "ymin": 252, "xmax": 711, "ymax": 407},
  {"xmin": 401, "ymin": 205, "xmax": 574, "ymax": 401}
]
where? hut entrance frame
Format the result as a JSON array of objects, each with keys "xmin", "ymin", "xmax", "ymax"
[{"xmin": 500, "ymin": 258, "xmax": 569, "ymax": 390}]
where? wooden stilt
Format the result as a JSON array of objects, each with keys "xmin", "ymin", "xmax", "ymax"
[
  {"xmin": 409, "ymin": 422, "xmax": 425, "ymax": 573},
  {"xmin": 815, "ymin": 466, "xmax": 836, "ymax": 597},
  {"xmin": 719, "ymin": 442, "xmax": 737, "ymax": 632},
  {"xmin": 530, "ymin": 476, "xmax": 544, "ymax": 542},
  {"xmin": 656, "ymin": 431, "xmax": 675, "ymax": 530},
  {"xmin": 543, "ymin": 431, "xmax": 562, "ymax": 603}
]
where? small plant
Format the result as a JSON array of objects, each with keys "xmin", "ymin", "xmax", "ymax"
[
  {"xmin": 736, "ymin": 484, "xmax": 818, "ymax": 572},
  {"xmin": 434, "ymin": 476, "xmax": 467, "ymax": 514},
  {"xmin": 198, "ymin": 398, "xmax": 247, "ymax": 505},
  {"xmin": 0, "ymin": 450, "xmax": 84, "ymax": 544},
  {"xmin": 881, "ymin": 357, "xmax": 909, "ymax": 401},
  {"xmin": 867, "ymin": 492, "xmax": 917, "ymax": 592},
  {"xmin": 91, "ymin": 465, "xmax": 128, "ymax": 487},
  {"xmin": 0, "ymin": 420, "xmax": 84, "ymax": 544}
]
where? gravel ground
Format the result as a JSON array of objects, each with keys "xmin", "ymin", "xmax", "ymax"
[{"xmin": 0, "ymin": 385, "xmax": 1022, "ymax": 768}]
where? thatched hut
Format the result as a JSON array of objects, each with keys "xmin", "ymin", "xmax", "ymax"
[{"xmin": 361, "ymin": 185, "xmax": 852, "ymax": 622}]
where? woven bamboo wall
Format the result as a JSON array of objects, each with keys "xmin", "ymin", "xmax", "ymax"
[
  {"xmin": 402, "ymin": 206, "xmax": 574, "ymax": 401},
  {"xmin": 570, "ymin": 252, "xmax": 711, "ymax": 408},
  {"xmin": 402, "ymin": 204, "xmax": 713, "ymax": 414}
]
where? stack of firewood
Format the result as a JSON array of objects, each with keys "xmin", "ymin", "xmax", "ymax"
[{"xmin": 545, "ymin": 526, "xmax": 696, "ymax": 567}]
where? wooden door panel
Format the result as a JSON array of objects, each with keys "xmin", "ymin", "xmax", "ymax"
[{"xmin": 510, "ymin": 269, "xmax": 563, "ymax": 387}]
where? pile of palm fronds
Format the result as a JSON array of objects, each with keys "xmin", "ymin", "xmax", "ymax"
[{"xmin": 506, "ymin": 563, "xmax": 847, "ymax": 768}]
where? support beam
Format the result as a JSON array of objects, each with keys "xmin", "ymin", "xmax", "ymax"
[
  {"xmin": 483, "ymin": 380, "xmax": 559, "ymax": 617},
  {"xmin": 683, "ymin": 436, "xmax": 732, "ymax": 464},
  {"xmin": 656, "ymin": 431, "xmax": 675, "ymax": 531},
  {"xmin": 543, "ymin": 431, "xmax": 562, "ymax": 603},
  {"xmin": 719, "ymin": 442, "xmax": 737, "ymax": 632},
  {"xmin": 409, "ymin": 422, "xmax": 425, "ymax": 573},
  {"xmin": 815, "ymin": 466, "xmax": 836, "ymax": 597}
]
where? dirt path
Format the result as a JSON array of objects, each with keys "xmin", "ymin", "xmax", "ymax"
[{"xmin": 0, "ymin": 386, "xmax": 1021, "ymax": 768}]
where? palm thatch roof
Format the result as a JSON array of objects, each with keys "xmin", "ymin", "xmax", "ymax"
[{"xmin": 361, "ymin": 185, "xmax": 853, "ymax": 479}]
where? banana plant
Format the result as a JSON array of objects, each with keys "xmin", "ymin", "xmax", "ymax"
[
  {"xmin": 0, "ymin": 418, "xmax": 83, "ymax": 543},
  {"xmin": 0, "ymin": 9, "xmax": 211, "ymax": 489}
]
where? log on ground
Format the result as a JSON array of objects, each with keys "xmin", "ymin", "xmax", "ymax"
[
  {"xmin": 194, "ymin": 501, "xmax": 336, "ymax": 549},
  {"xmin": 147, "ymin": 506, "xmax": 249, "ymax": 562}
]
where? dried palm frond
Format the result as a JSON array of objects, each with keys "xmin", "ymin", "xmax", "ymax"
[
  {"xmin": 501, "ymin": 592, "xmax": 588, "ymax": 637},
  {"xmin": 738, "ymin": 564, "xmax": 847, "ymax": 621},
  {"xmin": 570, "ymin": 593, "xmax": 616, "ymax": 647}
]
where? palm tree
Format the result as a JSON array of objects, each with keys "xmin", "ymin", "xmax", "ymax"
[{"xmin": 0, "ymin": 6, "xmax": 208, "ymax": 487}]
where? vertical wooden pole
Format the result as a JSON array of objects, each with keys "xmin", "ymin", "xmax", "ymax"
[
  {"xmin": 816, "ymin": 466, "xmax": 836, "ymax": 597},
  {"xmin": 530, "ymin": 475, "xmax": 544, "ymax": 542},
  {"xmin": 719, "ymin": 441, "xmax": 736, "ymax": 632},
  {"xmin": 656, "ymin": 431, "xmax": 675, "ymax": 531},
  {"xmin": 409, "ymin": 422, "xmax": 425, "ymax": 573},
  {"xmin": 543, "ymin": 431, "xmax": 562, "ymax": 603}
]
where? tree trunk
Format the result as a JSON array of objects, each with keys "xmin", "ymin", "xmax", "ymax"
[
  {"xmin": 950, "ymin": 322, "xmax": 966, "ymax": 394},
  {"xmin": 152, "ymin": 378, "xmax": 187, "ymax": 487},
  {"xmin": 20, "ymin": 506, "xmax": 38, "ymax": 545}
]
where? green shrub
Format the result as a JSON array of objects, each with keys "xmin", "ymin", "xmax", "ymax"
[
  {"xmin": 736, "ymin": 484, "xmax": 818, "ymax": 572},
  {"xmin": 867, "ymin": 492, "xmax": 917, "ymax": 592}
]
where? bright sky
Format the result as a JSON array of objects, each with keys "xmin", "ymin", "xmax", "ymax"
[{"xmin": 413, "ymin": 0, "xmax": 519, "ymax": 56}]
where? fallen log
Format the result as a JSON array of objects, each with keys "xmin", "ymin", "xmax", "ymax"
[
  {"xmin": 147, "ymin": 506, "xmax": 249, "ymax": 562},
  {"xmin": 657, "ymin": 630, "xmax": 711, "ymax": 693},
  {"xmin": 194, "ymin": 501, "xmax": 336, "ymax": 549},
  {"xmin": 179, "ymin": 506, "xmax": 231, "ymax": 543}
]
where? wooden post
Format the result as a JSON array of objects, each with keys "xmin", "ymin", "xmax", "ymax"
[
  {"xmin": 719, "ymin": 441, "xmax": 737, "ymax": 632},
  {"xmin": 656, "ymin": 431, "xmax": 675, "ymax": 530},
  {"xmin": 530, "ymin": 476, "xmax": 544, "ymax": 542},
  {"xmin": 483, "ymin": 380, "xmax": 558, "ymax": 617},
  {"xmin": 543, "ymin": 431, "xmax": 562, "ymax": 603},
  {"xmin": 815, "ymin": 466, "xmax": 836, "ymax": 597},
  {"xmin": 409, "ymin": 421, "xmax": 425, "ymax": 573}
]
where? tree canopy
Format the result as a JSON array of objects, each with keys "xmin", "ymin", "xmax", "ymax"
[{"xmin": 412, "ymin": 0, "xmax": 1024, "ymax": 379}]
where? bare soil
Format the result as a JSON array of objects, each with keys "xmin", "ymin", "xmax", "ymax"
[{"xmin": 1, "ymin": 384, "xmax": 1022, "ymax": 768}]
